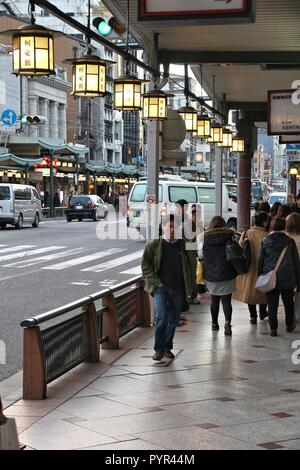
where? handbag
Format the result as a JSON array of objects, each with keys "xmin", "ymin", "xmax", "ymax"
[
  {"xmin": 196, "ymin": 259, "xmax": 205, "ymax": 284},
  {"xmin": 226, "ymin": 237, "xmax": 248, "ymax": 275},
  {"xmin": 255, "ymin": 246, "xmax": 288, "ymax": 293}
]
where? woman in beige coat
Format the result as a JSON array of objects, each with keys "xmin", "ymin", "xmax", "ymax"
[{"xmin": 233, "ymin": 212, "xmax": 269, "ymax": 324}]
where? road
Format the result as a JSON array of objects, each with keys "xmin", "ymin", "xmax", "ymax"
[{"xmin": 0, "ymin": 216, "xmax": 145, "ymax": 381}]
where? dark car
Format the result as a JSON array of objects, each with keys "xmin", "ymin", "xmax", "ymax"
[{"xmin": 66, "ymin": 195, "xmax": 108, "ymax": 222}]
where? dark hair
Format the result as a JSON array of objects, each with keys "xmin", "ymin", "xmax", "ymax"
[
  {"xmin": 251, "ymin": 211, "xmax": 269, "ymax": 228},
  {"xmin": 270, "ymin": 201, "xmax": 282, "ymax": 216},
  {"xmin": 277, "ymin": 204, "xmax": 292, "ymax": 219},
  {"xmin": 296, "ymin": 194, "xmax": 300, "ymax": 201},
  {"xmin": 254, "ymin": 202, "xmax": 260, "ymax": 212},
  {"xmin": 175, "ymin": 199, "xmax": 188, "ymax": 208},
  {"xmin": 270, "ymin": 217, "xmax": 286, "ymax": 232},
  {"xmin": 258, "ymin": 201, "xmax": 270, "ymax": 214},
  {"xmin": 208, "ymin": 216, "xmax": 226, "ymax": 230},
  {"xmin": 162, "ymin": 214, "xmax": 181, "ymax": 226},
  {"xmin": 286, "ymin": 213, "xmax": 300, "ymax": 235}
]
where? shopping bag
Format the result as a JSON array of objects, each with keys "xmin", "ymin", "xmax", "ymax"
[{"xmin": 196, "ymin": 260, "xmax": 205, "ymax": 284}]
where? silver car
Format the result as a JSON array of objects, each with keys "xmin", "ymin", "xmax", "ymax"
[{"xmin": 0, "ymin": 183, "xmax": 42, "ymax": 229}]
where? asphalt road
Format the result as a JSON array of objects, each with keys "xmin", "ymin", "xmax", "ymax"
[{"xmin": 0, "ymin": 215, "xmax": 145, "ymax": 381}]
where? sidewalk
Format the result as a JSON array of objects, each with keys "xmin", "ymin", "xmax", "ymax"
[{"xmin": 4, "ymin": 300, "xmax": 300, "ymax": 450}]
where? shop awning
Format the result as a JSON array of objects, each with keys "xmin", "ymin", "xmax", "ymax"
[
  {"xmin": 37, "ymin": 139, "xmax": 89, "ymax": 156},
  {"xmin": 85, "ymin": 162, "xmax": 145, "ymax": 177},
  {"xmin": 0, "ymin": 154, "xmax": 43, "ymax": 167}
]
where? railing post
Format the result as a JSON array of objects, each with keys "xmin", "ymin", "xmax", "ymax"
[
  {"xmin": 101, "ymin": 293, "xmax": 119, "ymax": 349},
  {"xmin": 84, "ymin": 302, "xmax": 100, "ymax": 362},
  {"xmin": 142, "ymin": 288, "xmax": 151, "ymax": 327},
  {"xmin": 23, "ymin": 327, "xmax": 46, "ymax": 400}
]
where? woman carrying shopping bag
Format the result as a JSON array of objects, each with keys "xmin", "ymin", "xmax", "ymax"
[
  {"xmin": 258, "ymin": 217, "xmax": 300, "ymax": 336},
  {"xmin": 233, "ymin": 212, "xmax": 269, "ymax": 324}
]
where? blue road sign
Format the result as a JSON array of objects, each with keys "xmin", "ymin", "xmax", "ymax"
[
  {"xmin": 1, "ymin": 109, "xmax": 17, "ymax": 126},
  {"xmin": 286, "ymin": 144, "xmax": 300, "ymax": 150}
]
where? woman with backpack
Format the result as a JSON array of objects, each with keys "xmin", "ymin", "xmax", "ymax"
[
  {"xmin": 258, "ymin": 217, "xmax": 300, "ymax": 336},
  {"xmin": 198, "ymin": 216, "xmax": 237, "ymax": 335},
  {"xmin": 233, "ymin": 212, "xmax": 269, "ymax": 324}
]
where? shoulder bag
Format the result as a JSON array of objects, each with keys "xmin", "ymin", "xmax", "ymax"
[{"xmin": 255, "ymin": 245, "xmax": 288, "ymax": 293}]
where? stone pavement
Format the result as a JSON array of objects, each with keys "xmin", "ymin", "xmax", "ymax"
[{"xmin": 4, "ymin": 300, "xmax": 300, "ymax": 450}]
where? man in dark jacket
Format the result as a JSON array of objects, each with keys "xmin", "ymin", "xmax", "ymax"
[
  {"xmin": 291, "ymin": 194, "xmax": 300, "ymax": 214},
  {"xmin": 142, "ymin": 214, "xmax": 197, "ymax": 361},
  {"xmin": 258, "ymin": 217, "xmax": 300, "ymax": 336}
]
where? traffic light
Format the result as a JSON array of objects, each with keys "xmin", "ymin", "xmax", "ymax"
[
  {"xmin": 19, "ymin": 115, "xmax": 48, "ymax": 124},
  {"xmin": 92, "ymin": 16, "xmax": 126, "ymax": 36}
]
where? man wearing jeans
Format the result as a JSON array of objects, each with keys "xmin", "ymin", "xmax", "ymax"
[{"xmin": 142, "ymin": 214, "xmax": 197, "ymax": 361}]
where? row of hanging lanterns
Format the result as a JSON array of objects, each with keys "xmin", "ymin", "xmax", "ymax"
[{"xmin": 1, "ymin": 0, "xmax": 245, "ymax": 152}]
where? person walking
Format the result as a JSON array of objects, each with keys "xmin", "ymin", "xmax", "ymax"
[
  {"xmin": 198, "ymin": 216, "xmax": 237, "ymax": 335},
  {"xmin": 142, "ymin": 214, "xmax": 197, "ymax": 361},
  {"xmin": 291, "ymin": 194, "xmax": 300, "ymax": 214},
  {"xmin": 286, "ymin": 213, "xmax": 300, "ymax": 323},
  {"xmin": 233, "ymin": 212, "xmax": 269, "ymax": 324},
  {"xmin": 258, "ymin": 217, "xmax": 300, "ymax": 336}
]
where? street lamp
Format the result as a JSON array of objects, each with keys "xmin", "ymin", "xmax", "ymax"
[
  {"xmin": 219, "ymin": 128, "xmax": 233, "ymax": 148},
  {"xmin": 142, "ymin": 89, "xmax": 173, "ymax": 120},
  {"xmin": 197, "ymin": 112, "xmax": 211, "ymax": 139},
  {"xmin": 232, "ymin": 138, "xmax": 245, "ymax": 152},
  {"xmin": 289, "ymin": 165, "xmax": 298, "ymax": 175},
  {"xmin": 208, "ymin": 121, "xmax": 223, "ymax": 143},
  {"xmin": 2, "ymin": 1, "xmax": 58, "ymax": 76},
  {"xmin": 178, "ymin": 106, "xmax": 198, "ymax": 133}
]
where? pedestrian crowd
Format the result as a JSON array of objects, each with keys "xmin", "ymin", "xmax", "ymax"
[{"xmin": 142, "ymin": 194, "xmax": 300, "ymax": 361}]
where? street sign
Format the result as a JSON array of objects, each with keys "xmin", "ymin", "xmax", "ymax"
[
  {"xmin": 139, "ymin": 0, "xmax": 254, "ymax": 22},
  {"xmin": 146, "ymin": 194, "xmax": 156, "ymax": 204},
  {"xmin": 176, "ymin": 160, "xmax": 184, "ymax": 166},
  {"xmin": 268, "ymin": 90, "xmax": 300, "ymax": 135},
  {"xmin": 1, "ymin": 109, "xmax": 17, "ymax": 126}
]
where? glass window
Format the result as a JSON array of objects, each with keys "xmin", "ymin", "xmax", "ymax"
[
  {"xmin": 169, "ymin": 186, "xmax": 197, "ymax": 203},
  {"xmin": 0, "ymin": 186, "xmax": 10, "ymax": 200},
  {"xmin": 14, "ymin": 189, "xmax": 31, "ymax": 200},
  {"xmin": 130, "ymin": 184, "xmax": 162, "ymax": 202},
  {"xmin": 70, "ymin": 196, "xmax": 91, "ymax": 205},
  {"xmin": 197, "ymin": 187, "xmax": 215, "ymax": 204},
  {"xmin": 32, "ymin": 188, "xmax": 40, "ymax": 200},
  {"xmin": 269, "ymin": 195, "xmax": 286, "ymax": 205}
]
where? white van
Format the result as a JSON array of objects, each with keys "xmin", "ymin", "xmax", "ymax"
[
  {"xmin": 0, "ymin": 183, "xmax": 42, "ymax": 229},
  {"xmin": 127, "ymin": 176, "xmax": 237, "ymax": 232},
  {"xmin": 268, "ymin": 192, "xmax": 286, "ymax": 206}
]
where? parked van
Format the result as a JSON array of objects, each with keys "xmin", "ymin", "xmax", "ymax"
[
  {"xmin": 127, "ymin": 177, "xmax": 237, "ymax": 232},
  {"xmin": 0, "ymin": 183, "xmax": 42, "ymax": 229},
  {"xmin": 268, "ymin": 192, "xmax": 286, "ymax": 206}
]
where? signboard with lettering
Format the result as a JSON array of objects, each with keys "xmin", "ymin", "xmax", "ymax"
[
  {"xmin": 286, "ymin": 144, "xmax": 300, "ymax": 162},
  {"xmin": 268, "ymin": 90, "xmax": 300, "ymax": 136},
  {"xmin": 279, "ymin": 134, "xmax": 300, "ymax": 144},
  {"xmin": 138, "ymin": 0, "xmax": 254, "ymax": 22}
]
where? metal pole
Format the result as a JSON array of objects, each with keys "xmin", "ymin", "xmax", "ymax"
[
  {"xmin": 50, "ymin": 150, "xmax": 54, "ymax": 218},
  {"xmin": 146, "ymin": 121, "xmax": 160, "ymax": 240},
  {"xmin": 94, "ymin": 172, "xmax": 97, "ymax": 195},
  {"xmin": 215, "ymin": 146, "xmax": 223, "ymax": 216}
]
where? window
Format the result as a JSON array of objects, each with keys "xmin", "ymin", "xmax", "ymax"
[
  {"xmin": 0, "ymin": 186, "xmax": 10, "ymax": 200},
  {"xmin": 197, "ymin": 187, "xmax": 215, "ymax": 204},
  {"xmin": 14, "ymin": 189, "xmax": 31, "ymax": 201},
  {"xmin": 70, "ymin": 196, "xmax": 91, "ymax": 205},
  {"xmin": 32, "ymin": 188, "xmax": 40, "ymax": 200},
  {"xmin": 169, "ymin": 186, "xmax": 197, "ymax": 203},
  {"xmin": 130, "ymin": 184, "xmax": 162, "ymax": 202}
]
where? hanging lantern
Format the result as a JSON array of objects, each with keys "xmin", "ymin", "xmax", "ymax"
[
  {"xmin": 197, "ymin": 112, "xmax": 211, "ymax": 139},
  {"xmin": 232, "ymin": 138, "xmax": 245, "ymax": 153},
  {"xmin": 64, "ymin": 54, "xmax": 113, "ymax": 97},
  {"xmin": 178, "ymin": 106, "xmax": 198, "ymax": 132},
  {"xmin": 142, "ymin": 89, "xmax": 173, "ymax": 120},
  {"xmin": 209, "ymin": 121, "xmax": 223, "ymax": 143},
  {"xmin": 220, "ymin": 128, "xmax": 233, "ymax": 148},
  {"xmin": 2, "ymin": 23, "xmax": 58, "ymax": 76},
  {"xmin": 289, "ymin": 165, "xmax": 298, "ymax": 176},
  {"xmin": 114, "ymin": 74, "xmax": 148, "ymax": 111}
]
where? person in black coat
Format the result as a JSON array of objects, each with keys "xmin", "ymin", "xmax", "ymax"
[
  {"xmin": 258, "ymin": 217, "xmax": 300, "ymax": 336},
  {"xmin": 198, "ymin": 216, "xmax": 237, "ymax": 335}
]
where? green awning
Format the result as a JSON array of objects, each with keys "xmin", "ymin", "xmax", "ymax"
[
  {"xmin": 85, "ymin": 163, "xmax": 145, "ymax": 177},
  {"xmin": 0, "ymin": 154, "xmax": 43, "ymax": 166},
  {"xmin": 38, "ymin": 139, "xmax": 89, "ymax": 155}
]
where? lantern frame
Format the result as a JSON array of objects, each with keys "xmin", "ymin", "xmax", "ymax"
[
  {"xmin": 64, "ymin": 54, "xmax": 114, "ymax": 97},
  {"xmin": 208, "ymin": 121, "xmax": 223, "ymax": 143},
  {"xmin": 142, "ymin": 89, "xmax": 174, "ymax": 120},
  {"xmin": 220, "ymin": 128, "xmax": 233, "ymax": 148},
  {"xmin": 196, "ymin": 112, "xmax": 211, "ymax": 139},
  {"xmin": 232, "ymin": 138, "xmax": 245, "ymax": 152},
  {"xmin": 114, "ymin": 74, "xmax": 148, "ymax": 111},
  {"xmin": 178, "ymin": 106, "xmax": 198, "ymax": 133},
  {"xmin": 2, "ymin": 23, "xmax": 59, "ymax": 76},
  {"xmin": 289, "ymin": 165, "xmax": 298, "ymax": 176}
]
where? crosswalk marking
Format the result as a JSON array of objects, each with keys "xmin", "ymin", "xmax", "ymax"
[
  {"xmin": 0, "ymin": 246, "xmax": 65, "ymax": 262},
  {"xmin": 81, "ymin": 250, "xmax": 144, "ymax": 273},
  {"xmin": 120, "ymin": 265, "xmax": 141, "ymax": 275},
  {"xmin": 2, "ymin": 247, "xmax": 87, "ymax": 268},
  {"xmin": 41, "ymin": 247, "xmax": 126, "ymax": 271},
  {"xmin": 0, "ymin": 245, "xmax": 8, "ymax": 248},
  {"xmin": 0, "ymin": 245, "xmax": 36, "ymax": 254}
]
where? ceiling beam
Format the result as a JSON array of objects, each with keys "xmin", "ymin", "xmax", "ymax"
[
  {"xmin": 226, "ymin": 102, "xmax": 267, "ymax": 111},
  {"xmin": 159, "ymin": 50, "xmax": 300, "ymax": 65}
]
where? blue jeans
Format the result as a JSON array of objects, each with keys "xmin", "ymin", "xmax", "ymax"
[{"xmin": 153, "ymin": 285, "xmax": 185, "ymax": 354}]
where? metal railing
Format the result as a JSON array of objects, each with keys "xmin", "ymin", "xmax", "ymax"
[
  {"xmin": 42, "ymin": 206, "xmax": 67, "ymax": 218},
  {"xmin": 20, "ymin": 276, "xmax": 150, "ymax": 400}
]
